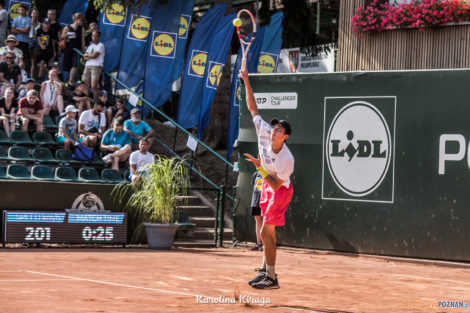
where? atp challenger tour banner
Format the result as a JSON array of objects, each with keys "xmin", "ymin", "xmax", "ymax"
[
  {"xmin": 235, "ymin": 69, "xmax": 470, "ymax": 262},
  {"xmin": 99, "ymin": 2, "xmax": 128, "ymax": 72}
]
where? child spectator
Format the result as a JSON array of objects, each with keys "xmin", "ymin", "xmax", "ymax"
[
  {"xmin": 18, "ymin": 77, "xmax": 35, "ymax": 99},
  {"xmin": 101, "ymin": 117, "xmax": 131, "ymax": 171},
  {"xmin": 57, "ymin": 104, "xmax": 80, "ymax": 150},
  {"xmin": 124, "ymin": 108, "xmax": 155, "ymax": 148},
  {"xmin": 0, "ymin": 35, "xmax": 24, "ymax": 67},
  {"xmin": 0, "ymin": 87, "xmax": 17, "ymax": 137},
  {"xmin": 40, "ymin": 69, "xmax": 64, "ymax": 115},
  {"xmin": 51, "ymin": 61, "xmax": 63, "ymax": 81},
  {"xmin": 36, "ymin": 18, "xmax": 56, "ymax": 80},
  {"xmin": 69, "ymin": 80, "xmax": 92, "ymax": 116},
  {"xmin": 109, "ymin": 97, "xmax": 129, "ymax": 128},
  {"xmin": 82, "ymin": 30, "xmax": 104, "ymax": 105},
  {"xmin": 17, "ymin": 89, "xmax": 43, "ymax": 131},
  {"xmin": 78, "ymin": 101, "xmax": 106, "ymax": 148},
  {"xmin": 129, "ymin": 137, "xmax": 155, "ymax": 185}
]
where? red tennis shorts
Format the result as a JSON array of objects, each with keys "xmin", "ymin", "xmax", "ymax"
[{"xmin": 259, "ymin": 180, "xmax": 293, "ymax": 226}]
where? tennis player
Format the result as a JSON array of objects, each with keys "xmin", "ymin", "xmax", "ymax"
[{"xmin": 240, "ymin": 68, "xmax": 294, "ymax": 289}]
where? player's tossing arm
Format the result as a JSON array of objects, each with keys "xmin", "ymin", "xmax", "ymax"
[
  {"xmin": 239, "ymin": 68, "xmax": 258, "ymax": 117},
  {"xmin": 243, "ymin": 153, "xmax": 285, "ymax": 191}
]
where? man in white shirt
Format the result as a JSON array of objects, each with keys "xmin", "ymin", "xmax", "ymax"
[
  {"xmin": 82, "ymin": 30, "xmax": 104, "ymax": 105},
  {"xmin": 78, "ymin": 102, "xmax": 106, "ymax": 148},
  {"xmin": 240, "ymin": 68, "xmax": 294, "ymax": 290},
  {"xmin": 129, "ymin": 138, "xmax": 155, "ymax": 185}
]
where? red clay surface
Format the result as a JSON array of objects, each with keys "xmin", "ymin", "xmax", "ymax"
[{"xmin": 0, "ymin": 245, "xmax": 469, "ymax": 313}]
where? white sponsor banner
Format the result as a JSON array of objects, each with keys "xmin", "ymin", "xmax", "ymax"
[
  {"xmin": 277, "ymin": 47, "xmax": 334, "ymax": 73},
  {"xmin": 254, "ymin": 92, "xmax": 298, "ymax": 109}
]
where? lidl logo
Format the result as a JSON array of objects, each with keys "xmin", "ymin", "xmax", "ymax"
[
  {"xmin": 188, "ymin": 50, "xmax": 207, "ymax": 78},
  {"xmin": 257, "ymin": 53, "xmax": 278, "ymax": 73},
  {"xmin": 128, "ymin": 15, "xmax": 151, "ymax": 41},
  {"xmin": 104, "ymin": 3, "xmax": 126, "ymax": 26},
  {"xmin": 206, "ymin": 62, "xmax": 223, "ymax": 89},
  {"xmin": 151, "ymin": 31, "xmax": 177, "ymax": 58},
  {"xmin": 322, "ymin": 96, "xmax": 396, "ymax": 203},
  {"xmin": 234, "ymin": 81, "xmax": 241, "ymax": 107},
  {"xmin": 9, "ymin": 1, "xmax": 30, "ymax": 21},
  {"xmin": 179, "ymin": 14, "xmax": 191, "ymax": 39}
]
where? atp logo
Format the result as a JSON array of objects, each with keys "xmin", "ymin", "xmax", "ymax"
[
  {"xmin": 179, "ymin": 15, "xmax": 191, "ymax": 39},
  {"xmin": 188, "ymin": 50, "xmax": 207, "ymax": 78},
  {"xmin": 206, "ymin": 62, "xmax": 223, "ymax": 89},
  {"xmin": 128, "ymin": 15, "xmax": 151, "ymax": 41},
  {"xmin": 151, "ymin": 31, "xmax": 177, "ymax": 58},
  {"xmin": 322, "ymin": 97, "xmax": 396, "ymax": 203},
  {"xmin": 9, "ymin": 1, "xmax": 29, "ymax": 21},
  {"xmin": 104, "ymin": 3, "xmax": 126, "ymax": 26},
  {"xmin": 257, "ymin": 53, "xmax": 278, "ymax": 73}
]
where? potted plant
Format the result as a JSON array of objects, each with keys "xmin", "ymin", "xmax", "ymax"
[{"xmin": 113, "ymin": 155, "xmax": 189, "ymax": 249}]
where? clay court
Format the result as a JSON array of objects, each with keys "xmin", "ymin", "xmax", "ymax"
[{"xmin": 1, "ymin": 245, "xmax": 469, "ymax": 313}]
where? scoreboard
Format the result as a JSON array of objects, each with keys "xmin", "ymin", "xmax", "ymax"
[{"xmin": 2, "ymin": 211, "xmax": 127, "ymax": 245}]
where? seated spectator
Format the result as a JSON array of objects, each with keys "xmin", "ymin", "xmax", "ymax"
[
  {"xmin": 82, "ymin": 30, "xmax": 104, "ymax": 105},
  {"xmin": 39, "ymin": 69, "xmax": 64, "ymax": 115},
  {"xmin": 101, "ymin": 117, "xmax": 131, "ymax": 171},
  {"xmin": 124, "ymin": 108, "xmax": 155, "ymax": 148},
  {"xmin": 0, "ymin": 51, "xmax": 23, "ymax": 94},
  {"xmin": 18, "ymin": 77, "xmax": 35, "ymax": 99},
  {"xmin": 0, "ymin": 34, "xmax": 24, "ymax": 68},
  {"xmin": 78, "ymin": 102, "xmax": 106, "ymax": 148},
  {"xmin": 35, "ymin": 18, "xmax": 56, "ymax": 80},
  {"xmin": 51, "ymin": 61, "xmax": 63, "ymax": 81},
  {"xmin": 69, "ymin": 80, "xmax": 92, "ymax": 116},
  {"xmin": 108, "ymin": 97, "xmax": 129, "ymax": 128},
  {"xmin": 57, "ymin": 104, "xmax": 80, "ymax": 150},
  {"xmin": 17, "ymin": 89, "xmax": 43, "ymax": 131},
  {"xmin": 0, "ymin": 87, "xmax": 17, "ymax": 137},
  {"xmin": 129, "ymin": 137, "xmax": 155, "ymax": 185}
]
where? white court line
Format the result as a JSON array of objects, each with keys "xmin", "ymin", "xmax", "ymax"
[
  {"xmin": 173, "ymin": 275, "xmax": 192, "ymax": 281},
  {"xmin": 0, "ymin": 279, "xmax": 72, "ymax": 282}
]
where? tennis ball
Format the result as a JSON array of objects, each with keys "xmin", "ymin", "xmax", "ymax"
[{"xmin": 233, "ymin": 18, "xmax": 242, "ymax": 27}]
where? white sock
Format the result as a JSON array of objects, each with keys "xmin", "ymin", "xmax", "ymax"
[
  {"xmin": 261, "ymin": 256, "xmax": 266, "ymax": 270},
  {"xmin": 266, "ymin": 264, "xmax": 276, "ymax": 279}
]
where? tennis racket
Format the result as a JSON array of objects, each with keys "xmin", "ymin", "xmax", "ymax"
[{"xmin": 234, "ymin": 9, "xmax": 256, "ymax": 70}]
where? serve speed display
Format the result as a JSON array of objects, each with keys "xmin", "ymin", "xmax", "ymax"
[{"xmin": 2, "ymin": 211, "xmax": 127, "ymax": 244}]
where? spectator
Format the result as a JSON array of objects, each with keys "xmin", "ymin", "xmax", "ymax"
[
  {"xmin": 0, "ymin": 1, "xmax": 7, "ymax": 47},
  {"xmin": 51, "ymin": 61, "xmax": 63, "ymax": 81},
  {"xmin": 129, "ymin": 137, "xmax": 155, "ymax": 185},
  {"xmin": 124, "ymin": 108, "xmax": 155, "ymax": 148},
  {"xmin": 61, "ymin": 12, "xmax": 85, "ymax": 87},
  {"xmin": 0, "ymin": 87, "xmax": 17, "ymax": 136},
  {"xmin": 17, "ymin": 89, "xmax": 43, "ymax": 131},
  {"xmin": 101, "ymin": 117, "xmax": 131, "ymax": 171},
  {"xmin": 85, "ymin": 22, "xmax": 98, "ymax": 47},
  {"xmin": 11, "ymin": 4, "xmax": 31, "ymax": 68},
  {"xmin": 69, "ymin": 80, "xmax": 92, "ymax": 116},
  {"xmin": 35, "ymin": 18, "xmax": 56, "ymax": 80},
  {"xmin": 78, "ymin": 102, "xmax": 106, "ymax": 148},
  {"xmin": 109, "ymin": 97, "xmax": 129, "ymax": 128},
  {"xmin": 28, "ymin": 8, "xmax": 40, "ymax": 78},
  {"xmin": 18, "ymin": 77, "xmax": 35, "ymax": 99},
  {"xmin": 57, "ymin": 104, "xmax": 80, "ymax": 150},
  {"xmin": 82, "ymin": 30, "xmax": 104, "ymax": 105},
  {"xmin": 0, "ymin": 35, "xmax": 24, "ymax": 68},
  {"xmin": 40, "ymin": 69, "xmax": 64, "ymax": 115},
  {"xmin": 0, "ymin": 51, "xmax": 23, "ymax": 94},
  {"xmin": 47, "ymin": 9, "xmax": 61, "ymax": 57}
]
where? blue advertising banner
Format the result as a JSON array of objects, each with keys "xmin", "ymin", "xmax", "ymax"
[
  {"xmin": 7, "ymin": 0, "xmax": 31, "ymax": 22},
  {"xmin": 58, "ymin": 0, "xmax": 89, "ymax": 27},
  {"xmin": 257, "ymin": 12, "xmax": 283, "ymax": 74},
  {"xmin": 172, "ymin": 0, "xmax": 194, "ymax": 81},
  {"xmin": 99, "ymin": 3, "xmax": 128, "ymax": 72}
]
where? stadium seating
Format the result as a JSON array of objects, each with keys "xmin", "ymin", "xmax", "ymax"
[
  {"xmin": 32, "ymin": 147, "xmax": 58, "ymax": 163},
  {"xmin": 33, "ymin": 131, "xmax": 58, "ymax": 146},
  {"xmin": 43, "ymin": 115, "xmax": 57, "ymax": 130},
  {"xmin": 55, "ymin": 149, "xmax": 80, "ymax": 164},
  {"xmin": 101, "ymin": 169, "xmax": 122, "ymax": 184},
  {"xmin": 31, "ymin": 165, "xmax": 55, "ymax": 180},
  {"xmin": 0, "ymin": 130, "xmax": 10, "ymax": 144},
  {"xmin": 54, "ymin": 166, "xmax": 78, "ymax": 181},
  {"xmin": 0, "ymin": 145, "xmax": 9, "ymax": 161},
  {"xmin": 6, "ymin": 164, "xmax": 30, "ymax": 179},
  {"xmin": 123, "ymin": 169, "xmax": 131, "ymax": 181},
  {"xmin": 0, "ymin": 165, "xmax": 6, "ymax": 178},
  {"xmin": 10, "ymin": 130, "xmax": 33, "ymax": 145},
  {"xmin": 78, "ymin": 167, "xmax": 102, "ymax": 183},
  {"xmin": 92, "ymin": 152, "xmax": 105, "ymax": 166},
  {"xmin": 8, "ymin": 146, "xmax": 34, "ymax": 162}
]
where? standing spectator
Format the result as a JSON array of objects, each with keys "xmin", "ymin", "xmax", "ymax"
[
  {"xmin": 82, "ymin": 30, "xmax": 104, "ymax": 105},
  {"xmin": 29, "ymin": 8, "xmax": 40, "ymax": 78},
  {"xmin": 69, "ymin": 80, "xmax": 92, "ymax": 116},
  {"xmin": 101, "ymin": 117, "xmax": 131, "ymax": 171},
  {"xmin": 0, "ymin": 87, "xmax": 17, "ymax": 137},
  {"xmin": 129, "ymin": 138, "xmax": 155, "ymax": 185},
  {"xmin": 85, "ymin": 22, "xmax": 98, "ymax": 47},
  {"xmin": 78, "ymin": 102, "xmax": 106, "ymax": 148},
  {"xmin": 47, "ymin": 9, "xmax": 61, "ymax": 58},
  {"xmin": 40, "ymin": 69, "xmax": 64, "ymax": 115},
  {"xmin": 17, "ymin": 89, "xmax": 43, "ymax": 131},
  {"xmin": 109, "ymin": 97, "xmax": 129, "ymax": 128},
  {"xmin": 11, "ymin": 4, "xmax": 31, "ymax": 68},
  {"xmin": 0, "ymin": 35, "xmax": 24, "ymax": 68},
  {"xmin": 18, "ymin": 77, "xmax": 35, "ymax": 99},
  {"xmin": 36, "ymin": 18, "xmax": 56, "ymax": 80},
  {"xmin": 57, "ymin": 104, "xmax": 80, "ymax": 150},
  {"xmin": 61, "ymin": 12, "xmax": 85, "ymax": 87},
  {"xmin": 0, "ymin": 1, "xmax": 7, "ymax": 47},
  {"xmin": 124, "ymin": 108, "xmax": 155, "ymax": 148},
  {"xmin": 0, "ymin": 51, "xmax": 23, "ymax": 94}
]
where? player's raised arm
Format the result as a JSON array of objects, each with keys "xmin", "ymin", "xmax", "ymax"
[{"xmin": 239, "ymin": 68, "xmax": 258, "ymax": 117}]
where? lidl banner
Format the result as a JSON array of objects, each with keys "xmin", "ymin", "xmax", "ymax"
[
  {"xmin": 99, "ymin": 2, "xmax": 128, "ymax": 72},
  {"xmin": 257, "ymin": 12, "xmax": 283, "ymax": 74},
  {"xmin": 7, "ymin": 0, "xmax": 31, "ymax": 22},
  {"xmin": 172, "ymin": 0, "xmax": 195, "ymax": 81},
  {"xmin": 58, "ymin": 0, "xmax": 89, "ymax": 27},
  {"xmin": 176, "ymin": 4, "xmax": 226, "ymax": 129},
  {"xmin": 197, "ymin": 13, "xmax": 236, "ymax": 138},
  {"xmin": 143, "ymin": 0, "xmax": 182, "ymax": 109}
]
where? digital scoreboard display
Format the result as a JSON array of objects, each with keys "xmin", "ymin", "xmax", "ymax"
[{"xmin": 2, "ymin": 211, "xmax": 127, "ymax": 245}]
